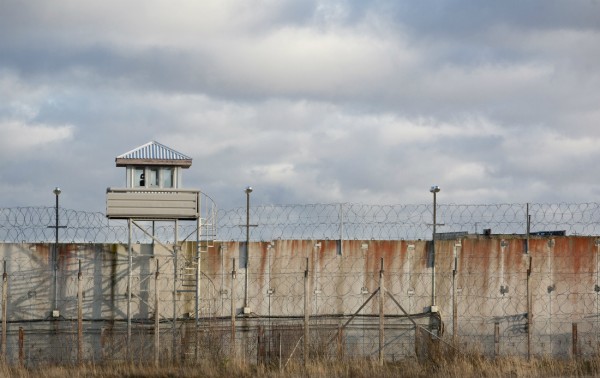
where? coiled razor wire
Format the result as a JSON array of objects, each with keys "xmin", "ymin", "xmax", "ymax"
[{"xmin": 2, "ymin": 202, "xmax": 600, "ymax": 243}]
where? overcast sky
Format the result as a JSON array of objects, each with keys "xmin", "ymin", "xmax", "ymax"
[{"xmin": 1, "ymin": 1, "xmax": 599, "ymax": 213}]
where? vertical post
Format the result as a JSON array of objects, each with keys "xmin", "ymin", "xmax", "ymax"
[
  {"xmin": 195, "ymin": 211, "xmax": 201, "ymax": 361},
  {"xmin": 414, "ymin": 326, "xmax": 421, "ymax": 360},
  {"xmin": 430, "ymin": 186, "xmax": 441, "ymax": 308},
  {"xmin": 337, "ymin": 325, "xmax": 344, "ymax": 360},
  {"xmin": 527, "ymin": 255, "xmax": 532, "ymax": 361},
  {"xmin": 127, "ymin": 219, "xmax": 132, "ymax": 358},
  {"xmin": 77, "ymin": 259, "xmax": 83, "ymax": 365},
  {"xmin": 572, "ymin": 322, "xmax": 578, "ymax": 358},
  {"xmin": 494, "ymin": 322, "xmax": 500, "ymax": 357},
  {"xmin": 18, "ymin": 327, "xmax": 24, "ymax": 367},
  {"xmin": 53, "ymin": 187, "xmax": 60, "ymax": 312},
  {"xmin": 257, "ymin": 325, "xmax": 264, "ymax": 365},
  {"xmin": 230, "ymin": 258, "xmax": 236, "ymax": 360},
  {"xmin": 452, "ymin": 253, "xmax": 458, "ymax": 344},
  {"xmin": 278, "ymin": 332, "xmax": 282, "ymax": 372},
  {"xmin": 154, "ymin": 259, "xmax": 160, "ymax": 368},
  {"xmin": 432, "ymin": 194, "xmax": 436, "ymax": 307},
  {"xmin": 196, "ymin": 213, "xmax": 201, "ymax": 325},
  {"xmin": 244, "ymin": 187, "xmax": 252, "ymax": 311},
  {"xmin": 173, "ymin": 220, "xmax": 179, "ymax": 363},
  {"xmin": 379, "ymin": 258, "xmax": 385, "ymax": 366},
  {"xmin": 339, "ymin": 203, "xmax": 344, "ymax": 256},
  {"xmin": 526, "ymin": 203, "xmax": 530, "ymax": 254},
  {"xmin": 303, "ymin": 257, "xmax": 309, "ymax": 367},
  {"xmin": 1, "ymin": 261, "xmax": 7, "ymax": 358}
]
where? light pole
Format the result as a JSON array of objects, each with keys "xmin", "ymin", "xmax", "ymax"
[
  {"xmin": 53, "ymin": 187, "xmax": 61, "ymax": 312},
  {"xmin": 430, "ymin": 185, "xmax": 440, "ymax": 309},
  {"xmin": 244, "ymin": 186, "xmax": 252, "ymax": 312}
]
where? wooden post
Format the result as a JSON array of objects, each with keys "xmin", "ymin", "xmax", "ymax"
[
  {"xmin": 18, "ymin": 327, "xmax": 24, "ymax": 367},
  {"xmin": 1, "ymin": 261, "xmax": 7, "ymax": 359},
  {"xmin": 77, "ymin": 259, "xmax": 83, "ymax": 365},
  {"xmin": 278, "ymin": 332, "xmax": 282, "ymax": 372},
  {"xmin": 257, "ymin": 325, "xmax": 264, "ymax": 365},
  {"xmin": 303, "ymin": 257, "xmax": 309, "ymax": 367},
  {"xmin": 337, "ymin": 325, "xmax": 344, "ymax": 360},
  {"xmin": 527, "ymin": 255, "xmax": 532, "ymax": 361},
  {"xmin": 414, "ymin": 326, "xmax": 421, "ymax": 360},
  {"xmin": 572, "ymin": 322, "xmax": 578, "ymax": 358},
  {"xmin": 379, "ymin": 258, "xmax": 385, "ymax": 366},
  {"xmin": 154, "ymin": 259, "xmax": 160, "ymax": 367},
  {"xmin": 494, "ymin": 322, "xmax": 500, "ymax": 357},
  {"xmin": 231, "ymin": 258, "xmax": 236, "ymax": 360}
]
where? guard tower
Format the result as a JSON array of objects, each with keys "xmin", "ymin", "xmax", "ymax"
[
  {"xmin": 107, "ymin": 141, "xmax": 198, "ymax": 219},
  {"xmin": 105, "ymin": 141, "xmax": 216, "ymax": 351}
]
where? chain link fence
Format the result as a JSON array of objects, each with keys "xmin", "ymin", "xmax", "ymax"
[{"xmin": 1, "ymin": 202, "xmax": 600, "ymax": 366}]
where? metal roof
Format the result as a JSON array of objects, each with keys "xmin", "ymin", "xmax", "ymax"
[{"xmin": 116, "ymin": 141, "xmax": 192, "ymax": 167}]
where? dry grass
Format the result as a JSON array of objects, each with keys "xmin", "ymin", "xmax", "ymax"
[{"xmin": 2, "ymin": 354, "xmax": 600, "ymax": 378}]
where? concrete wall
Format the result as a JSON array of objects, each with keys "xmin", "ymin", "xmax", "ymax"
[{"xmin": 0, "ymin": 234, "xmax": 597, "ymax": 361}]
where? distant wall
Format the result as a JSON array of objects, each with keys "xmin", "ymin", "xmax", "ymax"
[{"xmin": 0, "ymin": 235, "xmax": 597, "ymax": 358}]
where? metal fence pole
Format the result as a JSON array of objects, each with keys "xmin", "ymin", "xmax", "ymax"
[
  {"xmin": 452, "ymin": 251, "xmax": 458, "ymax": 344},
  {"xmin": 1, "ymin": 261, "xmax": 7, "ymax": 359},
  {"xmin": 527, "ymin": 255, "xmax": 532, "ymax": 361},
  {"xmin": 379, "ymin": 258, "xmax": 385, "ymax": 366},
  {"xmin": 231, "ymin": 258, "xmax": 236, "ymax": 360},
  {"xmin": 127, "ymin": 219, "xmax": 132, "ymax": 358},
  {"xmin": 195, "ymin": 215, "xmax": 201, "ymax": 361},
  {"xmin": 304, "ymin": 257, "xmax": 309, "ymax": 367},
  {"xmin": 154, "ymin": 259, "xmax": 160, "ymax": 367},
  {"xmin": 77, "ymin": 259, "xmax": 83, "ymax": 365},
  {"xmin": 173, "ymin": 220, "xmax": 179, "ymax": 363}
]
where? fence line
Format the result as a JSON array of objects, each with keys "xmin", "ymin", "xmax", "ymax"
[
  {"xmin": 2, "ymin": 202, "xmax": 600, "ymax": 243},
  {"xmin": 0, "ymin": 236, "xmax": 599, "ymax": 365}
]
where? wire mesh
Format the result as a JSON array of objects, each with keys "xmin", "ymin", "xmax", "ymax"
[
  {"xmin": 2, "ymin": 202, "xmax": 600, "ymax": 243},
  {"xmin": 1, "ymin": 201, "xmax": 600, "ymax": 365}
]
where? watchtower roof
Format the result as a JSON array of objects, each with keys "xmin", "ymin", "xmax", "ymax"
[{"xmin": 115, "ymin": 141, "xmax": 192, "ymax": 168}]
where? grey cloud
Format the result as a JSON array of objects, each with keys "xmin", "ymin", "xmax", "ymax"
[{"xmin": 0, "ymin": 1, "xmax": 599, "ymax": 214}]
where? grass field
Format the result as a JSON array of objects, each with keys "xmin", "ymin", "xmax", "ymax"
[{"xmin": 2, "ymin": 353, "xmax": 600, "ymax": 378}]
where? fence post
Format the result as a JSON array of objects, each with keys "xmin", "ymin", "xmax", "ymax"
[
  {"xmin": 414, "ymin": 326, "xmax": 421, "ymax": 360},
  {"xmin": 304, "ymin": 257, "xmax": 309, "ymax": 367},
  {"xmin": 527, "ymin": 255, "xmax": 532, "ymax": 361},
  {"xmin": 18, "ymin": 327, "xmax": 24, "ymax": 367},
  {"xmin": 494, "ymin": 322, "xmax": 500, "ymax": 357},
  {"xmin": 379, "ymin": 257, "xmax": 384, "ymax": 366},
  {"xmin": 77, "ymin": 259, "xmax": 83, "ymax": 365},
  {"xmin": 1, "ymin": 261, "xmax": 7, "ymax": 359},
  {"xmin": 173, "ymin": 220, "xmax": 179, "ymax": 364},
  {"xmin": 231, "ymin": 258, "xmax": 236, "ymax": 360},
  {"xmin": 337, "ymin": 324, "xmax": 344, "ymax": 360},
  {"xmin": 452, "ymin": 252, "xmax": 458, "ymax": 344},
  {"xmin": 572, "ymin": 322, "xmax": 578, "ymax": 358},
  {"xmin": 154, "ymin": 259, "xmax": 160, "ymax": 368},
  {"xmin": 278, "ymin": 332, "xmax": 282, "ymax": 372},
  {"xmin": 127, "ymin": 219, "xmax": 132, "ymax": 359},
  {"xmin": 257, "ymin": 325, "xmax": 264, "ymax": 365}
]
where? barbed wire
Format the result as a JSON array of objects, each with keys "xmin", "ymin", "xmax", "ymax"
[{"xmin": 2, "ymin": 202, "xmax": 600, "ymax": 243}]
